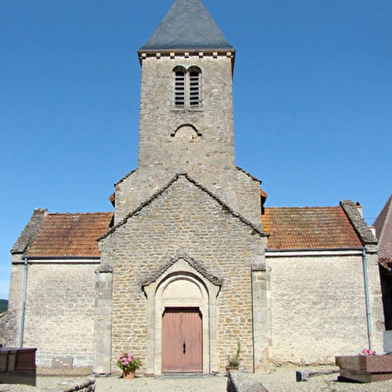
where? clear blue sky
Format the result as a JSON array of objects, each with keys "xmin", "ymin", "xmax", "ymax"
[{"xmin": 1, "ymin": 0, "xmax": 391, "ymax": 299}]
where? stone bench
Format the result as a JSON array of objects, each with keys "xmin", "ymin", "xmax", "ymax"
[{"xmin": 227, "ymin": 371, "xmax": 268, "ymax": 392}]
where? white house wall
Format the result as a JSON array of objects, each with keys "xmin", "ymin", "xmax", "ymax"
[
  {"xmin": 267, "ymin": 252, "xmax": 383, "ymax": 364},
  {"xmin": 9, "ymin": 259, "xmax": 99, "ymax": 369}
]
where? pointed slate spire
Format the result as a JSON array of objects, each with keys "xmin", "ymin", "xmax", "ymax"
[{"xmin": 139, "ymin": 0, "xmax": 234, "ymax": 51}]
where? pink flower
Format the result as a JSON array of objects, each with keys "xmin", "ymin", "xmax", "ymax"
[{"xmin": 360, "ymin": 349, "xmax": 376, "ymax": 356}]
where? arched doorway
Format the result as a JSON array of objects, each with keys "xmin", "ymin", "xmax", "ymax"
[{"xmin": 142, "ymin": 255, "xmax": 221, "ymax": 375}]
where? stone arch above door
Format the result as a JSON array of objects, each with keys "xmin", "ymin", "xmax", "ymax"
[{"xmin": 142, "ymin": 250, "xmax": 222, "ymax": 375}]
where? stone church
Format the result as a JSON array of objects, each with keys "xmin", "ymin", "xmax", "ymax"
[{"xmin": 1, "ymin": 0, "xmax": 384, "ymax": 375}]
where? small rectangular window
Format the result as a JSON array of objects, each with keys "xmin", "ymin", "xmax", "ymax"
[
  {"xmin": 189, "ymin": 72, "xmax": 200, "ymax": 106},
  {"xmin": 175, "ymin": 72, "xmax": 185, "ymax": 106}
]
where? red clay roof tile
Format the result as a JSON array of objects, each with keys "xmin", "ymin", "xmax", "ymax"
[
  {"xmin": 263, "ymin": 206, "xmax": 362, "ymax": 250},
  {"xmin": 26, "ymin": 212, "xmax": 113, "ymax": 257}
]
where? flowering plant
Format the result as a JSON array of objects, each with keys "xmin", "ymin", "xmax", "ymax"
[
  {"xmin": 360, "ymin": 349, "xmax": 376, "ymax": 356},
  {"xmin": 117, "ymin": 352, "xmax": 141, "ymax": 371}
]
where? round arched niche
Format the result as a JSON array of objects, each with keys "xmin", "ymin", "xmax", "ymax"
[
  {"xmin": 162, "ymin": 276, "xmax": 203, "ymax": 301},
  {"xmin": 171, "ymin": 124, "xmax": 201, "ymax": 141},
  {"xmin": 156, "ymin": 273, "xmax": 207, "ymax": 310}
]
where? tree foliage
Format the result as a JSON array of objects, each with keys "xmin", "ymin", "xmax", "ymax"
[{"xmin": 0, "ymin": 299, "xmax": 8, "ymax": 313}]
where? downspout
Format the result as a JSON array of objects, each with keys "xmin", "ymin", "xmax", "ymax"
[
  {"xmin": 362, "ymin": 247, "xmax": 372, "ymax": 350},
  {"xmin": 20, "ymin": 257, "xmax": 29, "ymax": 348}
]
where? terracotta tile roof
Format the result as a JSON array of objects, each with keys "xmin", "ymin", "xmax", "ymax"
[
  {"xmin": 26, "ymin": 212, "xmax": 113, "ymax": 258},
  {"xmin": 263, "ymin": 206, "xmax": 362, "ymax": 250}
]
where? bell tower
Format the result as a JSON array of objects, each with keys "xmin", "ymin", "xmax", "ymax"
[
  {"xmin": 97, "ymin": 0, "xmax": 270, "ymax": 376},
  {"xmin": 137, "ymin": 0, "xmax": 236, "ymax": 177}
]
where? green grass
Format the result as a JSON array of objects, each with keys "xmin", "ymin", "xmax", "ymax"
[{"xmin": 0, "ymin": 299, "xmax": 8, "ymax": 313}]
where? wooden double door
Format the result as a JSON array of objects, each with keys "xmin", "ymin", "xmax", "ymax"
[{"xmin": 162, "ymin": 308, "xmax": 203, "ymax": 373}]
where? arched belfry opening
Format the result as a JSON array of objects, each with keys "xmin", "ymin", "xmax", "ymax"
[{"xmin": 142, "ymin": 252, "xmax": 222, "ymax": 375}]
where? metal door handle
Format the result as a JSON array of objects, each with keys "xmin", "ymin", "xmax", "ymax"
[{"xmin": 183, "ymin": 341, "xmax": 186, "ymax": 354}]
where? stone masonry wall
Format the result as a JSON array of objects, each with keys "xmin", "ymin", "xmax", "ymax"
[
  {"xmin": 100, "ymin": 176, "xmax": 266, "ymax": 374},
  {"xmin": 4, "ymin": 258, "xmax": 26, "ymax": 347},
  {"xmin": 365, "ymin": 248, "xmax": 384, "ymax": 351},
  {"xmin": 234, "ymin": 168, "xmax": 262, "ymax": 226},
  {"xmin": 138, "ymin": 55, "xmax": 234, "ymax": 174},
  {"xmin": 21, "ymin": 262, "xmax": 98, "ymax": 368},
  {"xmin": 114, "ymin": 55, "xmax": 262, "ymax": 227},
  {"xmin": 268, "ymin": 254, "xmax": 374, "ymax": 365}
]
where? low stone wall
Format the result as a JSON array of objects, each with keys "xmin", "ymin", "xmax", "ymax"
[{"xmin": 227, "ymin": 371, "xmax": 268, "ymax": 392}]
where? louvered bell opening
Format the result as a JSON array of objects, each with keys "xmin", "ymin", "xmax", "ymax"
[
  {"xmin": 175, "ymin": 72, "xmax": 185, "ymax": 106},
  {"xmin": 189, "ymin": 72, "xmax": 200, "ymax": 106}
]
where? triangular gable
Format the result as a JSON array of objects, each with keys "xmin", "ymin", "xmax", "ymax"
[{"xmin": 99, "ymin": 173, "xmax": 267, "ymax": 241}]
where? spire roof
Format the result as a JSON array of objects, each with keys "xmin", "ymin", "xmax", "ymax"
[{"xmin": 139, "ymin": 0, "xmax": 234, "ymax": 52}]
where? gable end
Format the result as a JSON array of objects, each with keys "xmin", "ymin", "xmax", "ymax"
[
  {"xmin": 340, "ymin": 200, "xmax": 377, "ymax": 246},
  {"xmin": 99, "ymin": 173, "xmax": 267, "ymax": 241},
  {"xmin": 11, "ymin": 208, "xmax": 48, "ymax": 255}
]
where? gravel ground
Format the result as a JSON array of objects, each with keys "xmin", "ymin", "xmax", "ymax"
[
  {"xmin": 93, "ymin": 369, "xmax": 392, "ymax": 392},
  {"xmin": 255, "ymin": 367, "xmax": 392, "ymax": 391},
  {"xmin": 0, "ymin": 386, "xmax": 39, "ymax": 392},
  {"xmin": 96, "ymin": 374, "xmax": 226, "ymax": 392},
  {"xmin": 3, "ymin": 367, "xmax": 392, "ymax": 392}
]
